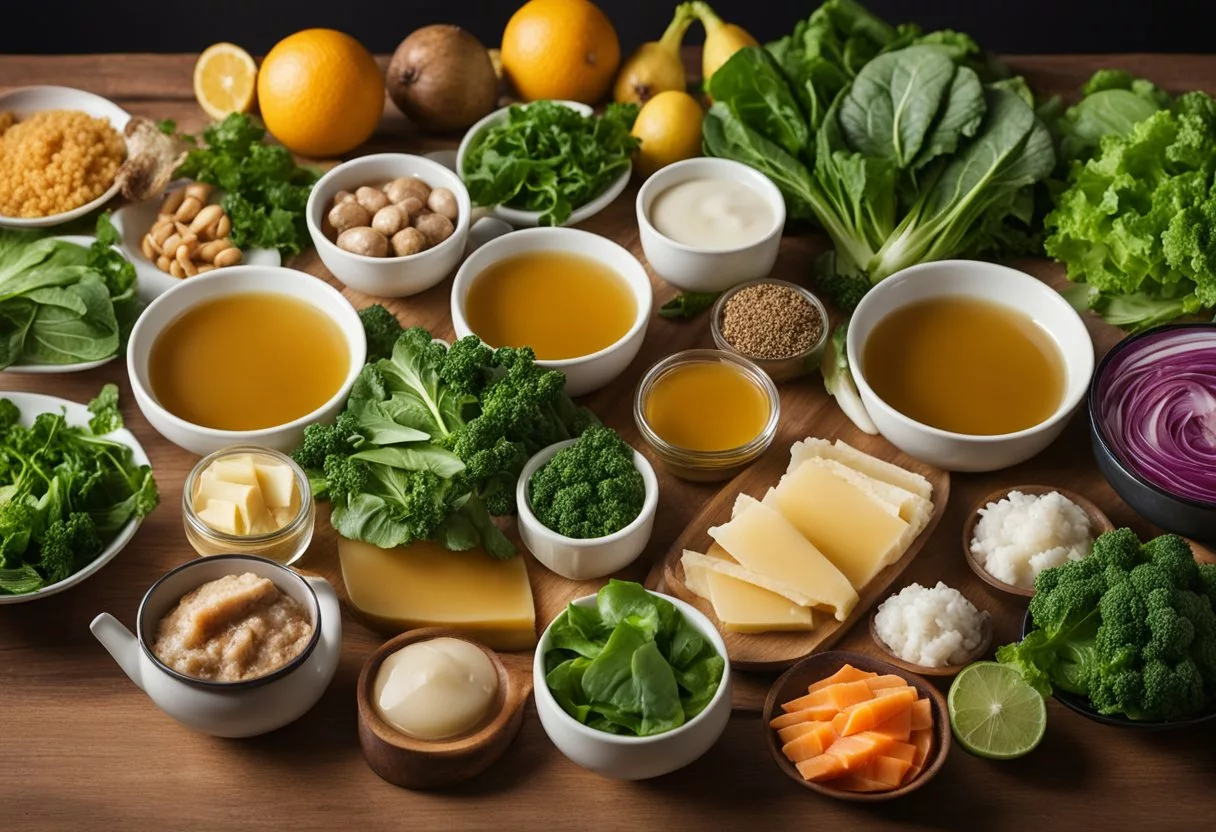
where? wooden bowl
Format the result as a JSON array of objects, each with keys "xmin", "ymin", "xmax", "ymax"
[
  {"xmin": 762, "ymin": 651, "xmax": 951, "ymax": 802},
  {"xmin": 868, "ymin": 607, "xmax": 992, "ymax": 678},
  {"xmin": 356, "ymin": 627, "xmax": 533, "ymax": 790},
  {"xmin": 962, "ymin": 484, "xmax": 1116, "ymax": 598}
]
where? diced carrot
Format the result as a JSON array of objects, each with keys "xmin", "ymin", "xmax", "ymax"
[
  {"xmin": 910, "ymin": 728, "xmax": 933, "ymax": 768},
  {"xmin": 872, "ymin": 685, "xmax": 918, "ymax": 699},
  {"xmin": 778, "ymin": 720, "xmax": 826, "ymax": 745},
  {"xmin": 781, "ymin": 722, "xmax": 837, "ymax": 763},
  {"xmin": 835, "ymin": 688, "xmax": 917, "ymax": 736},
  {"xmin": 821, "ymin": 731, "xmax": 894, "ymax": 772},
  {"xmin": 856, "ymin": 755, "xmax": 913, "ymax": 788},
  {"xmin": 884, "ymin": 741, "xmax": 917, "ymax": 764},
  {"xmin": 808, "ymin": 664, "xmax": 877, "ymax": 693},
  {"xmin": 863, "ymin": 674, "xmax": 907, "ymax": 691},
  {"xmin": 909, "ymin": 698, "xmax": 933, "ymax": 731},
  {"xmin": 870, "ymin": 706, "xmax": 912, "ymax": 741},
  {"xmin": 796, "ymin": 753, "xmax": 847, "ymax": 782},
  {"xmin": 832, "ymin": 775, "xmax": 892, "ymax": 792}
]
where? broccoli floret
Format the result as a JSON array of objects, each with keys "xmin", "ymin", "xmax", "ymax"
[
  {"xmin": 1143, "ymin": 534, "xmax": 1200, "ymax": 588},
  {"xmin": 359, "ymin": 304, "xmax": 405, "ymax": 362},
  {"xmin": 440, "ymin": 335, "xmax": 495, "ymax": 397},
  {"xmin": 1138, "ymin": 659, "xmax": 1206, "ymax": 720},
  {"xmin": 0, "ymin": 500, "xmax": 35, "ymax": 565},
  {"xmin": 321, "ymin": 455, "xmax": 369, "ymax": 504},
  {"xmin": 1088, "ymin": 526, "xmax": 1142, "ymax": 572},
  {"xmin": 526, "ymin": 427, "xmax": 646, "ymax": 539},
  {"xmin": 1198, "ymin": 563, "xmax": 1216, "ymax": 602},
  {"xmin": 39, "ymin": 512, "xmax": 102, "ymax": 584},
  {"xmin": 292, "ymin": 413, "xmax": 361, "ymax": 472}
]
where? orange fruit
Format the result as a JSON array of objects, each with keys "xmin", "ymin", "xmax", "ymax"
[
  {"xmin": 501, "ymin": 0, "xmax": 620, "ymax": 104},
  {"xmin": 257, "ymin": 29, "xmax": 384, "ymax": 158},
  {"xmin": 194, "ymin": 43, "xmax": 258, "ymax": 121}
]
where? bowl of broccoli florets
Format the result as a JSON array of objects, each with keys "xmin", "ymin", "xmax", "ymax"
[{"xmin": 1000, "ymin": 528, "xmax": 1216, "ymax": 728}]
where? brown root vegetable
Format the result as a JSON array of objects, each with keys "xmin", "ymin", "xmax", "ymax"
[
  {"xmin": 386, "ymin": 25, "xmax": 498, "ymax": 133},
  {"xmin": 413, "ymin": 212, "xmax": 454, "ymax": 247},
  {"xmin": 391, "ymin": 227, "xmax": 429, "ymax": 257},
  {"xmin": 329, "ymin": 201, "xmax": 372, "ymax": 234},
  {"xmin": 337, "ymin": 226, "xmax": 389, "ymax": 257},
  {"xmin": 427, "ymin": 187, "xmax": 458, "ymax": 220},
  {"xmin": 371, "ymin": 204, "xmax": 407, "ymax": 237},
  {"xmin": 396, "ymin": 196, "xmax": 424, "ymax": 220},
  {"xmin": 384, "ymin": 176, "xmax": 430, "ymax": 205},
  {"xmin": 334, "ymin": 190, "xmax": 358, "ymax": 205},
  {"xmin": 356, "ymin": 186, "xmax": 391, "ymax": 214}
]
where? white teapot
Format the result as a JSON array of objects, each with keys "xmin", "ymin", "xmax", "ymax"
[{"xmin": 91, "ymin": 555, "xmax": 341, "ymax": 738}]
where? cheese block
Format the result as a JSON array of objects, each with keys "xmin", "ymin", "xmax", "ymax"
[
  {"xmin": 338, "ymin": 538, "xmax": 537, "ymax": 650},
  {"xmin": 708, "ymin": 496, "xmax": 858, "ymax": 621},
  {"xmin": 788, "ymin": 457, "xmax": 933, "ymax": 534},
  {"xmin": 764, "ymin": 463, "xmax": 914, "ymax": 590},
  {"xmin": 682, "ymin": 549, "xmax": 815, "ymax": 633},
  {"xmin": 788, "ymin": 438, "xmax": 932, "ymax": 502},
  {"xmin": 195, "ymin": 477, "xmax": 267, "ymax": 531},
  {"xmin": 196, "ymin": 498, "xmax": 244, "ymax": 536},
  {"xmin": 254, "ymin": 461, "xmax": 296, "ymax": 509}
]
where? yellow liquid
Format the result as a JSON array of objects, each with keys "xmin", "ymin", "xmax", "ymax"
[
  {"xmin": 645, "ymin": 361, "xmax": 770, "ymax": 451},
  {"xmin": 150, "ymin": 293, "xmax": 349, "ymax": 431},
  {"xmin": 862, "ymin": 297, "xmax": 1065, "ymax": 436},
  {"xmin": 464, "ymin": 252, "xmax": 636, "ymax": 360}
]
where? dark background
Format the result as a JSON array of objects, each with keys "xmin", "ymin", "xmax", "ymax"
[{"xmin": 2, "ymin": 0, "xmax": 1213, "ymax": 55}]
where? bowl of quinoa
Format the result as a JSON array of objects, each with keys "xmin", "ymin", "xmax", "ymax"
[
  {"xmin": 710, "ymin": 278, "xmax": 829, "ymax": 382},
  {"xmin": 0, "ymin": 85, "xmax": 129, "ymax": 228}
]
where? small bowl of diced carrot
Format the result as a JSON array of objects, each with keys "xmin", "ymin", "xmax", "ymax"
[{"xmin": 762, "ymin": 651, "xmax": 950, "ymax": 801}]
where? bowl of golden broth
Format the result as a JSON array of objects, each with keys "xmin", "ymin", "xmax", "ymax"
[
  {"xmin": 450, "ymin": 227, "xmax": 652, "ymax": 397},
  {"xmin": 846, "ymin": 260, "xmax": 1094, "ymax": 472},
  {"xmin": 126, "ymin": 266, "xmax": 367, "ymax": 456}
]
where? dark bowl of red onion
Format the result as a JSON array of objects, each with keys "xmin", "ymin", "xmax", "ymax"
[{"xmin": 1090, "ymin": 324, "xmax": 1216, "ymax": 544}]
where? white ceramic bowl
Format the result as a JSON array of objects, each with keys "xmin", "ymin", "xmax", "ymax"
[
  {"xmin": 846, "ymin": 260, "xmax": 1095, "ymax": 472},
  {"xmin": 0, "ymin": 392, "xmax": 149, "ymax": 605},
  {"xmin": 307, "ymin": 153, "xmax": 472, "ymax": 298},
  {"xmin": 456, "ymin": 101, "xmax": 632, "ymax": 228},
  {"xmin": 0, "ymin": 86, "xmax": 130, "ymax": 228},
  {"xmin": 126, "ymin": 266, "xmax": 367, "ymax": 456},
  {"xmin": 636, "ymin": 157, "xmax": 785, "ymax": 292},
  {"xmin": 451, "ymin": 227, "xmax": 653, "ymax": 397},
  {"xmin": 533, "ymin": 592, "xmax": 732, "ymax": 779},
  {"xmin": 516, "ymin": 439, "xmax": 659, "ymax": 580},
  {"xmin": 111, "ymin": 183, "xmax": 282, "ymax": 302}
]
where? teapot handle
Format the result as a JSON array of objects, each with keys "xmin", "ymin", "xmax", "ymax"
[{"xmin": 304, "ymin": 576, "xmax": 342, "ymax": 659}]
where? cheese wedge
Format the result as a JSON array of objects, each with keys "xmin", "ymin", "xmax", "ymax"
[
  {"xmin": 788, "ymin": 438, "xmax": 932, "ymax": 502},
  {"xmin": 788, "ymin": 457, "xmax": 933, "ymax": 534},
  {"xmin": 764, "ymin": 463, "xmax": 914, "ymax": 590},
  {"xmin": 682, "ymin": 549, "xmax": 821, "ymax": 608},
  {"xmin": 709, "ymin": 496, "xmax": 858, "ymax": 621},
  {"xmin": 682, "ymin": 549, "xmax": 814, "ymax": 633},
  {"xmin": 338, "ymin": 538, "xmax": 536, "ymax": 650}
]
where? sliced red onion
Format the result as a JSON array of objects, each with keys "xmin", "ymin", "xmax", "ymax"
[{"xmin": 1098, "ymin": 327, "xmax": 1216, "ymax": 504}]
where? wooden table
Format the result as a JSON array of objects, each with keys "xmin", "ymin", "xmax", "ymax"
[{"xmin": 3, "ymin": 53, "xmax": 1215, "ymax": 832}]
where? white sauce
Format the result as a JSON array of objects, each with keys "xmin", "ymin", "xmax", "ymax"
[
  {"xmin": 373, "ymin": 637, "xmax": 499, "ymax": 740},
  {"xmin": 649, "ymin": 177, "xmax": 775, "ymax": 251}
]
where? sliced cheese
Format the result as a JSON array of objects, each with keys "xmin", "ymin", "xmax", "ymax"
[
  {"xmin": 708, "ymin": 496, "xmax": 858, "ymax": 621},
  {"xmin": 682, "ymin": 549, "xmax": 814, "ymax": 633},
  {"xmin": 765, "ymin": 463, "xmax": 913, "ymax": 590},
  {"xmin": 788, "ymin": 438, "xmax": 932, "ymax": 502},
  {"xmin": 254, "ymin": 461, "xmax": 296, "ymax": 509},
  {"xmin": 682, "ymin": 549, "xmax": 818, "ymax": 607},
  {"xmin": 789, "ymin": 457, "xmax": 933, "ymax": 534},
  {"xmin": 337, "ymin": 538, "xmax": 536, "ymax": 650}
]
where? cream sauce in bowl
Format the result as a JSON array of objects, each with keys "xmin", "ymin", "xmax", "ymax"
[{"xmin": 648, "ymin": 177, "xmax": 776, "ymax": 251}]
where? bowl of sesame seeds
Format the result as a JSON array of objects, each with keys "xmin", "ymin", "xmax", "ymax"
[{"xmin": 710, "ymin": 279, "xmax": 829, "ymax": 382}]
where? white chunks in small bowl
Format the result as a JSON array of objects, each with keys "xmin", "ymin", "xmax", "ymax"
[
  {"xmin": 970, "ymin": 490, "xmax": 1094, "ymax": 590},
  {"xmin": 326, "ymin": 177, "xmax": 459, "ymax": 258},
  {"xmin": 874, "ymin": 582, "xmax": 987, "ymax": 668},
  {"xmin": 141, "ymin": 182, "xmax": 243, "ymax": 277}
]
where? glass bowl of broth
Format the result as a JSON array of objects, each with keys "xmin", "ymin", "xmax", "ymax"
[
  {"xmin": 633, "ymin": 349, "xmax": 780, "ymax": 482},
  {"xmin": 845, "ymin": 260, "xmax": 1094, "ymax": 472}
]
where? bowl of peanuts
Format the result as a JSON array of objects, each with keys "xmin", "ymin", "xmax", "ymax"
[
  {"xmin": 0, "ymin": 86, "xmax": 130, "ymax": 229},
  {"xmin": 306, "ymin": 153, "xmax": 471, "ymax": 298},
  {"xmin": 111, "ymin": 181, "xmax": 281, "ymax": 300}
]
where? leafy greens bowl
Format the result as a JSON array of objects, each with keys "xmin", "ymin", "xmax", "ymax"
[
  {"xmin": 533, "ymin": 584, "xmax": 732, "ymax": 780},
  {"xmin": 455, "ymin": 101, "xmax": 633, "ymax": 228}
]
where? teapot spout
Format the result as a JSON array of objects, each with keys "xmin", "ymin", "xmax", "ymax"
[{"xmin": 90, "ymin": 613, "xmax": 144, "ymax": 691}]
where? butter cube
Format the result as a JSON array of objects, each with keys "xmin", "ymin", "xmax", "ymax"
[
  {"xmin": 197, "ymin": 498, "xmax": 245, "ymax": 536},
  {"xmin": 254, "ymin": 461, "xmax": 296, "ymax": 509},
  {"xmin": 205, "ymin": 454, "xmax": 259, "ymax": 485},
  {"xmin": 195, "ymin": 478, "xmax": 266, "ymax": 530}
]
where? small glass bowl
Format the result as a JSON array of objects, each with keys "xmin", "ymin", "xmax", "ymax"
[
  {"xmin": 710, "ymin": 278, "xmax": 830, "ymax": 383},
  {"xmin": 633, "ymin": 349, "xmax": 780, "ymax": 482},
  {"xmin": 182, "ymin": 445, "xmax": 315, "ymax": 566}
]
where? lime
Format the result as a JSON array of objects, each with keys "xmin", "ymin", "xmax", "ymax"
[{"xmin": 948, "ymin": 662, "xmax": 1046, "ymax": 759}]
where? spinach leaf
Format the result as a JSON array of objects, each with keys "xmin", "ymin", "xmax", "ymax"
[
  {"xmin": 23, "ymin": 275, "xmax": 119, "ymax": 364},
  {"xmin": 658, "ymin": 291, "xmax": 722, "ymax": 319},
  {"xmin": 708, "ymin": 48, "xmax": 810, "ymax": 159},
  {"xmin": 350, "ymin": 444, "xmax": 465, "ymax": 478},
  {"xmin": 0, "ymin": 300, "xmax": 35, "ymax": 368},
  {"xmin": 580, "ymin": 621, "xmax": 685, "ymax": 736}
]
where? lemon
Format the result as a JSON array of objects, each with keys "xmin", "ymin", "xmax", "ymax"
[
  {"xmin": 631, "ymin": 91, "xmax": 704, "ymax": 179},
  {"xmin": 193, "ymin": 43, "xmax": 258, "ymax": 121}
]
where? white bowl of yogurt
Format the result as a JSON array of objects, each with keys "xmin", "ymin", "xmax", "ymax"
[{"xmin": 636, "ymin": 157, "xmax": 785, "ymax": 293}]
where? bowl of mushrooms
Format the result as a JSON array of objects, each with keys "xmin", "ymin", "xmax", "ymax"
[{"xmin": 306, "ymin": 153, "xmax": 471, "ymax": 298}]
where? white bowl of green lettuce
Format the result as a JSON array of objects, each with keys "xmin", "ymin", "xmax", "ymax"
[{"xmin": 534, "ymin": 580, "xmax": 731, "ymax": 780}]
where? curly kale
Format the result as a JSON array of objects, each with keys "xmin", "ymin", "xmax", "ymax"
[
  {"xmin": 358, "ymin": 305, "xmax": 405, "ymax": 363},
  {"xmin": 526, "ymin": 427, "xmax": 646, "ymax": 539},
  {"xmin": 998, "ymin": 529, "xmax": 1216, "ymax": 721},
  {"xmin": 39, "ymin": 512, "xmax": 103, "ymax": 585}
]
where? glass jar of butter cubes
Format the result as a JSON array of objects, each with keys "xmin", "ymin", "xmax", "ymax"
[{"xmin": 182, "ymin": 446, "xmax": 315, "ymax": 566}]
